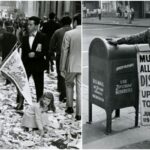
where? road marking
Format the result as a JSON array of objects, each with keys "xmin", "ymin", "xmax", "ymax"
[{"xmin": 83, "ymin": 26, "xmax": 124, "ymax": 31}]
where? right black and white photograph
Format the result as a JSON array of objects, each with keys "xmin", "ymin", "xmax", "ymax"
[{"xmin": 82, "ymin": 1, "xmax": 150, "ymax": 149}]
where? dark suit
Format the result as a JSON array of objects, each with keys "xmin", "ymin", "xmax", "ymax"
[
  {"xmin": 2, "ymin": 32, "xmax": 17, "ymax": 60},
  {"xmin": 41, "ymin": 20, "xmax": 61, "ymax": 72},
  {"xmin": 42, "ymin": 20, "xmax": 61, "ymax": 41},
  {"xmin": 1, "ymin": 31, "xmax": 17, "ymax": 85},
  {"xmin": 21, "ymin": 31, "xmax": 47, "ymax": 102}
]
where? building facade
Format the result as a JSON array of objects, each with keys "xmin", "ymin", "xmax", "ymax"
[
  {"xmin": 83, "ymin": 1, "xmax": 150, "ymax": 18},
  {"xmin": 16, "ymin": 1, "xmax": 81, "ymax": 19}
]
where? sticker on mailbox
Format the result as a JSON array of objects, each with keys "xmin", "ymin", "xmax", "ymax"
[
  {"xmin": 115, "ymin": 79, "xmax": 133, "ymax": 95},
  {"xmin": 91, "ymin": 77, "xmax": 104, "ymax": 102}
]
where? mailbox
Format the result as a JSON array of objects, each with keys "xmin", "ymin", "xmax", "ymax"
[{"xmin": 88, "ymin": 37, "xmax": 139, "ymax": 134}]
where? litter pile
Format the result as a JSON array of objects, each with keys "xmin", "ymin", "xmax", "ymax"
[{"xmin": 0, "ymin": 68, "xmax": 81, "ymax": 149}]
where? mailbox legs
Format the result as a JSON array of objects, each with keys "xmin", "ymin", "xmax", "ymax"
[
  {"xmin": 88, "ymin": 101, "xmax": 92, "ymax": 124},
  {"xmin": 115, "ymin": 109, "xmax": 120, "ymax": 118},
  {"xmin": 106, "ymin": 110, "xmax": 112, "ymax": 134},
  {"xmin": 135, "ymin": 106, "xmax": 139, "ymax": 127}
]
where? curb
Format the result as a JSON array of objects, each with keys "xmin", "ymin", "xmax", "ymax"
[{"xmin": 83, "ymin": 22, "xmax": 150, "ymax": 28}]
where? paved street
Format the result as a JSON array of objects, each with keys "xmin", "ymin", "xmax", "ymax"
[
  {"xmin": 83, "ymin": 17, "xmax": 150, "ymax": 27},
  {"xmin": 82, "ymin": 24, "xmax": 150, "ymax": 149}
]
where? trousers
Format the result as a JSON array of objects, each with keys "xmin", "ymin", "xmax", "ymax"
[{"xmin": 65, "ymin": 73, "xmax": 81, "ymax": 116}]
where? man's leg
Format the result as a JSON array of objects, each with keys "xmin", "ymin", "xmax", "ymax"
[
  {"xmin": 56, "ymin": 54, "xmax": 66, "ymax": 101},
  {"xmin": 60, "ymin": 75, "xmax": 66, "ymax": 101},
  {"xmin": 56, "ymin": 54, "xmax": 61, "ymax": 92},
  {"xmin": 65, "ymin": 73, "xmax": 76, "ymax": 114},
  {"xmin": 33, "ymin": 71, "xmax": 44, "ymax": 102},
  {"xmin": 76, "ymin": 73, "xmax": 81, "ymax": 119}
]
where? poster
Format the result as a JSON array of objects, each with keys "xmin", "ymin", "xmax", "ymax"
[{"xmin": 137, "ymin": 51, "xmax": 150, "ymax": 125}]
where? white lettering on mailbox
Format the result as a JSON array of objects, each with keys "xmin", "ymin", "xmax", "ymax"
[
  {"xmin": 116, "ymin": 63, "xmax": 134, "ymax": 72},
  {"xmin": 137, "ymin": 52, "xmax": 150, "ymax": 126},
  {"xmin": 92, "ymin": 78, "xmax": 104, "ymax": 102},
  {"xmin": 115, "ymin": 79, "xmax": 133, "ymax": 95}
]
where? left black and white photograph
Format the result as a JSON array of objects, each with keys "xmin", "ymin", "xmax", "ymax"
[{"xmin": 0, "ymin": 1, "xmax": 81, "ymax": 149}]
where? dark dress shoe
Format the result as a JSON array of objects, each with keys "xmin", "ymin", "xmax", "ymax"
[
  {"xmin": 62, "ymin": 98, "xmax": 66, "ymax": 103},
  {"xmin": 75, "ymin": 115, "xmax": 81, "ymax": 121},
  {"xmin": 65, "ymin": 107, "xmax": 74, "ymax": 114},
  {"xmin": 23, "ymin": 127, "xmax": 29, "ymax": 132},
  {"xmin": 5, "ymin": 79, "xmax": 11, "ymax": 85},
  {"xmin": 51, "ymin": 66, "xmax": 54, "ymax": 72},
  {"xmin": 59, "ymin": 97, "xmax": 66, "ymax": 103},
  {"xmin": 15, "ymin": 104, "xmax": 23, "ymax": 110},
  {"xmin": 16, "ymin": 110, "xmax": 24, "ymax": 116}
]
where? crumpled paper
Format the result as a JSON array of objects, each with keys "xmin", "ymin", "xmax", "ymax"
[{"xmin": 0, "ymin": 63, "xmax": 81, "ymax": 149}]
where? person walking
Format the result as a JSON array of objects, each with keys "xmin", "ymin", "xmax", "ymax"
[
  {"xmin": 97, "ymin": 7, "xmax": 102, "ymax": 20},
  {"xmin": 60, "ymin": 13, "xmax": 81, "ymax": 120},
  {"xmin": 41, "ymin": 12, "xmax": 61, "ymax": 73},
  {"xmin": 128, "ymin": 8, "xmax": 132, "ymax": 24},
  {"xmin": 131, "ymin": 8, "xmax": 135, "ymax": 21},
  {"xmin": 49, "ymin": 16, "xmax": 72, "ymax": 102},
  {"xmin": 16, "ymin": 16, "xmax": 47, "ymax": 110}
]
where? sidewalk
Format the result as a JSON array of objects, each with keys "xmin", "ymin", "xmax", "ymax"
[
  {"xmin": 82, "ymin": 86, "xmax": 150, "ymax": 149},
  {"xmin": 83, "ymin": 17, "xmax": 150, "ymax": 27}
]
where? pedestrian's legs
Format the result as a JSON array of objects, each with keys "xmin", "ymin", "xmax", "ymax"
[
  {"xmin": 56, "ymin": 55, "xmax": 61, "ymax": 92},
  {"xmin": 65, "ymin": 73, "xmax": 76, "ymax": 108},
  {"xmin": 98, "ymin": 14, "xmax": 101, "ymax": 20},
  {"xmin": 50, "ymin": 60, "xmax": 54, "ymax": 72},
  {"xmin": 60, "ymin": 76, "xmax": 66, "ymax": 100},
  {"xmin": 76, "ymin": 73, "xmax": 81, "ymax": 116},
  {"xmin": 56, "ymin": 55, "xmax": 66, "ymax": 101},
  {"xmin": 45, "ymin": 59, "xmax": 49, "ymax": 73},
  {"xmin": 5, "ymin": 79, "xmax": 11, "ymax": 85},
  {"xmin": 16, "ymin": 91, "xmax": 24, "ymax": 110},
  {"xmin": 32, "ymin": 71, "xmax": 44, "ymax": 102}
]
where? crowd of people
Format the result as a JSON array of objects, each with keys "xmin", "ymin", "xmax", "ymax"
[
  {"xmin": 83, "ymin": 5, "xmax": 135, "ymax": 24},
  {"xmin": 117, "ymin": 6, "xmax": 135, "ymax": 23},
  {"xmin": 0, "ymin": 12, "xmax": 81, "ymax": 136}
]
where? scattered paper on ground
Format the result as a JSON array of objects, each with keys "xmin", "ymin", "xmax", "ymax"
[{"xmin": 0, "ymin": 63, "xmax": 81, "ymax": 149}]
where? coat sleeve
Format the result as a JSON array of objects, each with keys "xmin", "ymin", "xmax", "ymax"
[
  {"xmin": 60, "ymin": 32, "xmax": 70, "ymax": 72},
  {"xmin": 49, "ymin": 31, "xmax": 57, "ymax": 53},
  {"xmin": 34, "ymin": 103, "xmax": 43, "ymax": 130},
  {"xmin": 49, "ymin": 31, "xmax": 57, "ymax": 60},
  {"xmin": 116, "ymin": 29, "xmax": 150, "ymax": 44}
]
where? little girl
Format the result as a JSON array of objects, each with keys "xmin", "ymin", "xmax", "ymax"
[{"xmin": 22, "ymin": 92, "xmax": 55, "ymax": 136}]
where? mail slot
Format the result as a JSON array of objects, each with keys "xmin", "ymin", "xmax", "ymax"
[{"xmin": 88, "ymin": 37, "xmax": 139, "ymax": 134}]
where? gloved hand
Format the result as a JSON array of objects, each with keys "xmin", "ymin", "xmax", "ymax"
[{"xmin": 107, "ymin": 39, "xmax": 118, "ymax": 46}]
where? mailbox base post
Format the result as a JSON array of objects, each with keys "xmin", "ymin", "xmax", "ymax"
[
  {"xmin": 106, "ymin": 110, "xmax": 112, "ymax": 134},
  {"xmin": 88, "ymin": 101, "xmax": 92, "ymax": 124},
  {"xmin": 115, "ymin": 109, "xmax": 120, "ymax": 118},
  {"xmin": 135, "ymin": 106, "xmax": 139, "ymax": 127}
]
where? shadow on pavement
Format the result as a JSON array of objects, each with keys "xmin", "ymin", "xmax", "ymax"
[
  {"xmin": 83, "ymin": 116, "xmax": 136, "ymax": 145},
  {"xmin": 119, "ymin": 140, "xmax": 150, "ymax": 149}
]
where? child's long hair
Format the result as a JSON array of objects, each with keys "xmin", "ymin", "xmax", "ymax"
[{"xmin": 39, "ymin": 92, "xmax": 56, "ymax": 112}]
